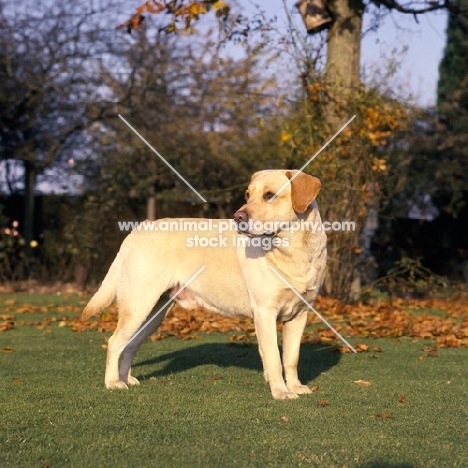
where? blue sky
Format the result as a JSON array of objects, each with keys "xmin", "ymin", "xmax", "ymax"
[{"xmin": 361, "ymin": 8, "xmax": 448, "ymax": 106}]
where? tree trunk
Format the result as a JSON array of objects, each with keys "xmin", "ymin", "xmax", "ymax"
[
  {"xmin": 321, "ymin": 0, "xmax": 365, "ymax": 300},
  {"xmin": 146, "ymin": 185, "xmax": 156, "ymax": 221},
  {"xmin": 325, "ymin": 0, "xmax": 363, "ymax": 128},
  {"xmin": 23, "ymin": 160, "xmax": 36, "ymax": 277}
]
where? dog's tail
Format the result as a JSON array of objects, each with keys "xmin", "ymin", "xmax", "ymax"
[{"xmin": 82, "ymin": 247, "xmax": 125, "ymax": 320}]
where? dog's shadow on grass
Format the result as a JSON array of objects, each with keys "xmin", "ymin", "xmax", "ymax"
[{"xmin": 133, "ymin": 341, "xmax": 341, "ymax": 384}]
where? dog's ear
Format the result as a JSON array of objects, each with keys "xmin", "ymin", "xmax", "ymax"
[{"xmin": 286, "ymin": 170, "xmax": 321, "ymax": 213}]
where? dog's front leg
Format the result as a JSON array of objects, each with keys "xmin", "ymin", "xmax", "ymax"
[
  {"xmin": 282, "ymin": 311, "xmax": 312, "ymax": 394},
  {"xmin": 254, "ymin": 310, "xmax": 298, "ymax": 400}
]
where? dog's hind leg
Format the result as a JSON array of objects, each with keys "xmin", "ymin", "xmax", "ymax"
[
  {"xmin": 118, "ymin": 302, "xmax": 174, "ymax": 386},
  {"xmin": 105, "ymin": 287, "xmax": 167, "ymax": 390}
]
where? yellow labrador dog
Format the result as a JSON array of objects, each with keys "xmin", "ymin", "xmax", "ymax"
[{"xmin": 83, "ymin": 170, "xmax": 327, "ymax": 400}]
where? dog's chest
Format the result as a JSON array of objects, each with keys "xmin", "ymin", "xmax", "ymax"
[{"xmin": 275, "ymin": 288, "xmax": 318, "ymax": 321}]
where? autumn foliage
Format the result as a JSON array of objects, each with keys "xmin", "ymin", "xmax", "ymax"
[
  {"xmin": 117, "ymin": 0, "xmax": 229, "ymax": 34},
  {"xmin": 2, "ymin": 293, "xmax": 468, "ymax": 350},
  {"xmin": 278, "ymin": 80, "xmax": 410, "ymax": 300}
]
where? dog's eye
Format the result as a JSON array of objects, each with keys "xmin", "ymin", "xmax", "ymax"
[
  {"xmin": 245, "ymin": 190, "xmax": 250, "ymax": 201},
  {"xmin": 263, "ymin": 191, "xmax": 276, "ymax": 201}
]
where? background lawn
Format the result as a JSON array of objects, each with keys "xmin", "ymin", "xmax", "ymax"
[{"xmin": 1, "ymin": 293, "xmax": 468, "ymax": 468}]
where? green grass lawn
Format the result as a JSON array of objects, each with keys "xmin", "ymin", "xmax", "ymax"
[{"xmin": 1, "ymin": 294, "xmax": 468, "ymax": 468}]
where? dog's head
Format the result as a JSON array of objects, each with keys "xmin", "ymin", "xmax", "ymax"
[{"xmin": 233, "ymin": 170, "xmax": 321, "ymax": 237}]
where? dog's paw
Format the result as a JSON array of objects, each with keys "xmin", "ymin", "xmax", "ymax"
[
  {"xmin": 272, "ymin": 390, "xmax": 299, "ymax": 400},
  {"xmin": 287, "ymin": 383, "xmax": 312, "ymax": 394},
  {"xmin": 127, "ymin": 375, "xmax": 140, "ymax": 386},
  {"xmin": 106, "ymin": 380, "xmax": 129, "ymax": 390}
]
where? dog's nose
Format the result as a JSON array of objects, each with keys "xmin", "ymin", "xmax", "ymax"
[{"xmin": 234, "ymin": 210, "xmax": 249, "ymax": 222}]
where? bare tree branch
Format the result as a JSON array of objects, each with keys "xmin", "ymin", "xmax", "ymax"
[{"xmin": 371, "ymin": 0, "xmax": 465, "ymax": 16}]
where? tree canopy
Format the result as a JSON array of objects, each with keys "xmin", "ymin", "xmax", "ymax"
[{"xmin": 438, "ymin": 0, "xmax": 468, "ymax": 133}]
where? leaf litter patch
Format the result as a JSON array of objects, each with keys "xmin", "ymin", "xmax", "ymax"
[{"xmin": 1, "ymin": 295, "xmax": 467, "ymax": 351}]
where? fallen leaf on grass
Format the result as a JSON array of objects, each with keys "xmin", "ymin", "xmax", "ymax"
[
  {"xmin": 301, "ymin": 334, "xmax": 323, "ymax": 345},
  {"xmin": 281, "ymin": 416, "xmax": 289, "ymax": 423},
  {"xmin": 101, "ymin": 344, "xmax": 107, "ymax": 350},
  {"xmin": 15, "ymin": 306, "xmax": 35, "ymax": 314},
  {"xmin": 355, "ymin": 343, "xmax": 370, "ymax": 352},
  {"xmin": 373, "ymin": 346, "xmax": 383, "ymax": 352},
  {"xmin": 317, "ymin": 399, "xmax": 329, "ymax": 407},
  {"xmin": 148, "ymin": 334, "xmax": 166, "ymax": 341},
  {"xmin": 319, "ymin": 335, "xmax": 336, "ymax": 344},
  {"xmin": 399, "ymin": 395, "xmax": 407, "ymax": 404},
  {"xmin": 423, "ymin": 345, "xmax": 439, "ymax": 357},
  {"xmin": 36, "ymin": 320, "xmax": 52, "ymax": 330},
  {"xmin": 154, "ymin": 379, "xmax": 173, "ymax": 386},
  {"xmin": 311, "ymin": 385, "xmax": 319, "ymax": 392},
  {"xmin": 371, "ymin": 413, "xmax": 394, "ymax": 419},
  {"xmin": 0, "ymin": 314, "xmax": 14, "ymax": 320},
  {"xmin": 228, "ymin": 334, "xmax": 251, "ymax": 345},
  {"xmin": 13, "ymin": 378, "xmax": 21, "ymax": 383},
  {"xmin": 2, "ymin": 347, "xmax": 14, "ymax": 352},
  {"xmin": 437, "ymin": 335, "xmax": 464, "ymax": 348},
  {"xmin": 209, "ymin": 375, "xmax": 222, "ymax": 381},
  {"xmin": 0, "ymin": 320, "xmax": 14, "ymax": 332},
  {"xmin": 354, "ymin": 380, "xmax": 372, "ymax": 386}
]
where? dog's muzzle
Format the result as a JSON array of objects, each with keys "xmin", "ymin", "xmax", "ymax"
[{"xmin": 233, "ymin": 211, "xmax": 277, "ymax": 238}]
